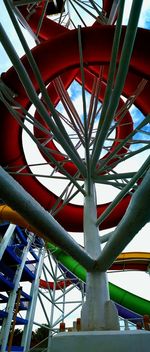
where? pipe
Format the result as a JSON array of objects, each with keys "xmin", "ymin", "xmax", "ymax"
[{"xmin": 0, "ymin": 166, "xmax": 94, "ymax": 271}]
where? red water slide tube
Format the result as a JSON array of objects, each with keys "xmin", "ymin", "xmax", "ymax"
[
  {"xmin": 0, "ymin": 26, "xmax": 150, "ymax": 232},
  {"xmin": 17, "ymin": 8, "xmax": 147, "ymax": 177}
]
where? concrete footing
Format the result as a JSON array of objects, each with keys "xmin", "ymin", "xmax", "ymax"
[{"xmin": 50, "ymin": 330, "xmax": 150, "ymax": 352}]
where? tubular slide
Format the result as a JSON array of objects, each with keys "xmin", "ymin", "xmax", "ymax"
[
  {"xmin": 0, "ymin": 205, "xmax": 150, "ymax": 321},
  {"xmin": 46, "ymin": 242, "xmax": 150, "ymax": 319},
  {"xmin": 1, "ymin": 24, "xmax": 150, "ymax": 231}
]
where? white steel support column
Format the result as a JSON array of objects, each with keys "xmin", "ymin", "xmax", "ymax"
[
  {"xmin": 0, "ymin": 223, "xmax": 16, "ymax": 260},
  {"xmin": 0, "ymin": 167, "xmax": 94, "ymax": 271},
  {"xmin": 47, "ymin": 261, "xmax": 58, "ymax": 351},
  {"xmin": 81, "ymin": 180, "xmax": 119, "ymax": 331},
  {"xmin": 50, "ymin": 261, "xmax": 58, "ymax": 327},
  {"xmin": 21, "ymin": 246, "xmax": 46, "ymax": 352}
]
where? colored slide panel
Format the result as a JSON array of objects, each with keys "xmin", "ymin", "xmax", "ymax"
[
  {"xmin": 111, "ymin": 252, "xmax": 150, "ymax": 272},
  {"xmin": 39, "ymin": 278, "xmax": 72, "ymax": 290},
  {"xmin": 115, "ymin": 303, "xmax": 142, "ymax": 323}
]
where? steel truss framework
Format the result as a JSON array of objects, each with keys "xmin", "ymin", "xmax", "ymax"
[
  {"xmin": 0, "ymin": 224, "xmax": 142, "ymax": 352},
  {"xmin": 0, "ymin": 0, "xmax": 150, "ymax": 349}
]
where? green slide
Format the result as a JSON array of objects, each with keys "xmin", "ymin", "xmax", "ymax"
[{"xmin": 47, "ymin": 242, "xmax": 150, "ymax": 316}]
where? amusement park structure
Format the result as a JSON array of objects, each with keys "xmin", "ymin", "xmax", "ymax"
[{"xmin": 0, "ymin": 0, "xmax": 150, "ymax": 351}]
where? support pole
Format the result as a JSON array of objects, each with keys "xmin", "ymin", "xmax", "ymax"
[
  {"xmin": 21, "ymin": 246, "xmax": 46, "ymax": 351},
  {"xmin": 8, "ymin": 287, "xmax": 22, "ymax": 352},
  {"xmin": 0, "ymin": 235, "xmax": 33, "ymax": 352},
  {"xmin": 0, "ymin": 167, "xmax": 94, "ymax": 271},
  {"xmin": 81, "ymin": 180, "xmax": 119, "ymax": 330},
  {"xmin": 91, "ymin": 0, "xmax": 144, "ymax": 172},
  {"xmin": 96, "ymin": 168, "xmax": 150, "ymax": 272},
  {"xmin": 0, "ymin": 224, "xmax": 16, "ymax": 260},
  {"xmin": 0, "ymin": 20, "xmax": 87, "ymax": 178}
]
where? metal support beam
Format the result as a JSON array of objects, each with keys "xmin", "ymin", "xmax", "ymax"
[
  {"xmin": 96, "ymin": 168, "xmax": 150, "ymax": 271},
  {"xmin": 4, "ymin": 1, "xmax": 83, "ymax": 164},
  {"xmin": 21, "ymin": 247, "xmax": 46, "ymax": 351},
  {"xmin": 78, "ymin": 25, "xmax": 91, "ymax": 194},
  {"xmin": 91, "ymin": 0, "xmax": 143, "ymax": 172},
  {"xmin": 108, "ymin": 0, "xmax": 120, "ymax": 24},
  {"xmin": 50, "ymin": 262, "xmax": 58, "ymax": 327},
  {"xmin": 0, "ymin": 18, "xmax": 87, "ymax": 178},
  {"xmin": 91, "ymin": 0, "xmax": 125, "ymax": 168},
  {"xmin": 97, "ymin": 155, "xmax": 150, "ymax": 226},
  {"xmin": 0, "ymin": 94, "xmax": 86, "ymax": 195},
  {"xmin": 81, "ymin": 180, "xmax": 119, "ymax": 330},
  {"xmin": 0, "ymin": 235, "xmax": 33, "ymax": 352},
  {"xmin": 0, "ymin": 223, "xmax": 16, "ymax": 260},
  {"xmin": 95, "ymin": 114, "xmax": 150, "ymax": 176},
  {"xmin": 0, "ymin": 167, "xmax": 94, "ymax": 271}
]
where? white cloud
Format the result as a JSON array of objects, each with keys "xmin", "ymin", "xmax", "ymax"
[{"xmin": 123, "ymin": 0, "xmax": 150, "ymax": 28}]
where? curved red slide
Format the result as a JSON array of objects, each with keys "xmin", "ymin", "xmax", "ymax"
[
  {"xmin": 39, "ymin": 278, "xmax": 72, "ymax": 290},
  {"xmin": 14, "ymin": 3, "xmax": 125, "ymax": 177},
  {"xmin": 18, "ymin": 6, "xmax": 149, "ymax": 188},
  {"xmin": 0, "ymin": 26, "xmax": 150, "ymax": 231}
]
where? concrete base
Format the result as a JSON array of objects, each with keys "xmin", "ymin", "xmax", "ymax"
[{"xmin": 50, "ymin": 331, "xmax": 150, "ymax": 352}]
